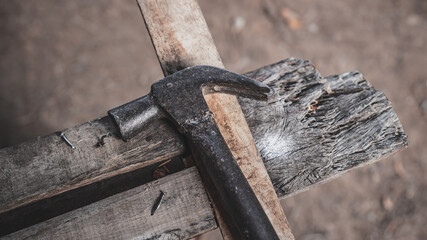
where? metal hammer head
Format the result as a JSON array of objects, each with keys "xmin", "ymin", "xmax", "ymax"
[{"xmin": 108, "ymin": 65, "xmax": 269, "ymax": 141}]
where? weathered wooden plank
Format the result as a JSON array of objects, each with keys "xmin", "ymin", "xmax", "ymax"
[
  {"xmin": 242, "ymin": 58, "xmax": 408, "ymax": 197},
  {"xmin": 138, "ymin": 0, "xmax": 223, "ymax": 75},
  {"xmin": 0, "ymin": 117, "xmax": 186, "ymax": 214},
  {"xmin": 0, "ymin": 58, "xmax": 408, "ymax": 238},
  {"xmin": 3, "ymin": 167, "xmax": 216, "ymax": 240}
]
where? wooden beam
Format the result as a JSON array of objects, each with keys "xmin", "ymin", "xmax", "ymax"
[
  {"xmin": 1, "ymin": 58, "xmax": 408, "ymax": 238},
  {"xmin": 242, "ymin": 58, "xmax": 408, "ymax": 197},
  {"xmin": 3, "ymin": 167, "xmax": 217, "ymax": 240},
  {"xmin": 0, "ymin": 117, "xmax": 185, "ymax": 214},
  {"xmin": 138, "ymin": 0, "xmax": 223, "ymax": 75}
]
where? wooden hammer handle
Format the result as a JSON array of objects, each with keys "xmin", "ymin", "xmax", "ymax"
[{"xmin": 138, "ymin": 0, "xmax": 294, "ymax": 239}]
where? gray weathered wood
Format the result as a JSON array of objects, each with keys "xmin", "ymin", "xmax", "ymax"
[
  {"xmin": 242, "ymin": 58, "xmax": 407, "ymax": 197},
  {"xmin": 1, "ymin": 58, "xmax": 408, "ymax": 238},
  {"xmin": 3, "ymin": 167, "xmax": 216, "ymax": 240},
  {"xmin": 0, "ymin": 117, "xmax": 186, "ymax": 214}
]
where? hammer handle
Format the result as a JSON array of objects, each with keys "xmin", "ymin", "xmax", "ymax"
[{"xmin": 189, "ymin": 118, "xmax": 279, "ymax": 239}]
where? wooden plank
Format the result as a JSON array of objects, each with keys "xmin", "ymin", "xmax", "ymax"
[
  {"xmin": 3, "ymin": 167, "xmax": 216, "ymax": 240},
  {"xmin": 138, "ymin": 0, "xmax": 292, "ymax": 238},
  {"xmin": 0, "ymin": 117, "xmax": 185, "ymax": 214},
  {"xmin": 243, "ymin": 58, "xmax": 408, "ymax": 197},
  {"xmin": 137, "ymin": 0, "xmax": 223, "ymax": 75},
  {"xmin": 1, "ymin": 58, "xmax": 408, "ymax": 238}
]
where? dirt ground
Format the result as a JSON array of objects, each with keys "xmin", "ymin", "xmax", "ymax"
[{"xmin": 0, "ymin": 0, "xmax": 426, "ymax": 239}]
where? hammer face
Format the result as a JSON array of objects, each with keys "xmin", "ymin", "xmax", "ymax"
[{"xmin": 108, "ymin": 94, "xmax": 166, "ymax": 141}]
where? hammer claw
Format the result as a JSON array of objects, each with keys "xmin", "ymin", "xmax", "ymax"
[
  {"xmin": 156, "ymin": 65, "xmax": 270, "ymax": 100},
  {"xmin": 202, "ymin": 83, "xmax": 268, "ymax": 101}
]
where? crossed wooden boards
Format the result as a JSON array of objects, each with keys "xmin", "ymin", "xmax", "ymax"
[{"xmin": 0, "ymin": 0, "xmax": 407, "ymax": 239}]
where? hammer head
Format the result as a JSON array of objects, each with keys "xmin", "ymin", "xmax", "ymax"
[
  {"xmin": 152, "ymin": 66, "xmax": 269, "ymax": 132},
  {"xmin": 109, "ymin": 66, "xmax": 269, "ymax": 140}
]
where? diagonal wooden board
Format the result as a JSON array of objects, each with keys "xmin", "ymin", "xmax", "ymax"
[
  {"xmin": 138, "ymin": 0, "xmax": 293, "ymax": 238},
  {"xmin": 2, "ymin": 58, "xmax": 408, "ymax": 239}
]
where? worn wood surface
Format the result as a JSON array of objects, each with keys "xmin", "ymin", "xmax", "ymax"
[
  {"xmin": 138, "ymin": 0, "xmax": 292, "ymax": 238},
  {"xmin": 3, "ymin": 167, "xmax": 217, "ymax": 240},
  {"xmin": 243, "ymin": 58, "xmax": 407, "ymax": 197},
  {"xmin": 1, "ymin": 58, "xmax": 408, "ymax": 238},
  {"xmin": 138, "ymin": 0, "xmax": 222, "ymax": 75},
  {"xmin": 0, "ymin": 117, "xmax": 185, "ymax": 214}
]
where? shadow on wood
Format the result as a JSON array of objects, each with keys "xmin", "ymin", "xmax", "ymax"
[{"xmin": 0, "ymin": 157, "xmax": 185, "ymax": 236}]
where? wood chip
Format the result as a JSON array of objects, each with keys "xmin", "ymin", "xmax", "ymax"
[{"xmin": 280, "ymin": 8, "xmax": 302, "ymax": 30}]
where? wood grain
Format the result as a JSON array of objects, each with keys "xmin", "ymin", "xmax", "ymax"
[
  {"xmin": 243, "ymin": 58, "xmax": 408, "ymax": 197},
  {"xmin": 0, "ymin": 117, "xmax": 185, "ymax": 214},
  {"xmin": 3, "ymin": 167, "xmax": 216, "ymax": 240},
  {"xmin": 1, "ymin": 58, "xmax": 408, "ymax": 238},
  {"xmin": 138, "ymin": 0, "xmax": 223, "ymax": 75}
]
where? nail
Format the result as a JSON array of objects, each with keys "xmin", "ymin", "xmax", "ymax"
[
  {"xmin": 60, "ymin": 132, "xmax": 76, "ymax": 149},
  {"xmin": 100, "ymin": 132, "xmax": 112, "ymax": 145},
  {"xmin": 95, "ymin": 132, "xmax": 112, "ymax": 148},
  {"xmin": 151, "ymin": 190, "xmax": 165, "ymax": 216}
]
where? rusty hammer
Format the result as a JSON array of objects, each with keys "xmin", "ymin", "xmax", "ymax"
[{"xmin": 109, "ymin": 66, "xmax": 279, "ymax": 239}]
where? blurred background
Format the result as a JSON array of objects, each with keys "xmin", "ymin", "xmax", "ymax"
[{"xmin": 0, "ymin": 0, "xmax": 426, "ymax": 239}]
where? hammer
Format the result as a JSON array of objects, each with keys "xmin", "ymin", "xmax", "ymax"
[
  {"xmin": 128, "ymin": 0, "xmax": 293, "ymax": 239},
  {"xmin": 110, "ymin": 65, "xmax": 277, "ymax": 238}
]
